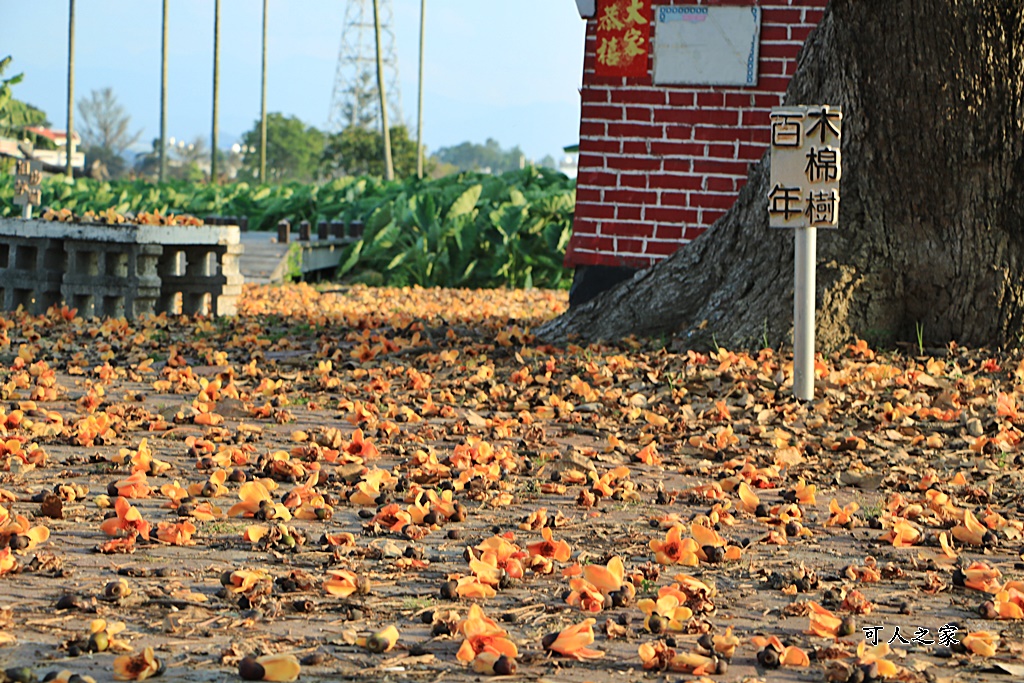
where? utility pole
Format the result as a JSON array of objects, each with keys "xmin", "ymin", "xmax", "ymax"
[
  {"xmin": 211, "ymin": 0, "xmax": 221, "ymax": 184},
  {"xmin": 259, "ymin": 0, "xmax": 268, "ymax": 182},
  {"xmin": 416, "ymin": 0, "xmax": 425, "ymax": 179},
  {"xmin": 159, "ymin": 0, "xmax": 169, "ymax": 182},
  {"xmin": 372, "ymin": 0, "xmax": 394, "ymax": 181},
  {"xmin": 65, "ymin": 0, "xmax": 76, "ymax": 180}
]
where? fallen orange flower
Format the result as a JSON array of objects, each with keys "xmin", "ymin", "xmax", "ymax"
[
  {"xmin": 155, "ymin": 520, "xmax": 196, "ymax": 546},
  {"xmin": 650, "ymin": 525, "xmax": 699, "ymax": 566},
  {"xmin": 456, "ymin": 604, "xmax": 518, "ymax": 665},
  {"xmin": 952, "ymin": 509, "xmax": 987, "ymax": 546},
  {"xmin": 824, "ymin": 499, "xmax": 859, "ymax": 527},
  {"xmin": 855, "ymin": 642, "xmax": 898, "ymax": 678},
  {"xmin": 805, "ymin": 601, "xmax": 843, "ymax": 638},
  {"xmin": 324, "ymin": 569, "xmax": 359, "ymax": 597},
  {"xmin": 100, "ymin": 497, "xmax": 151, "ymax": 541},
  {"xmin": 112, "ymin": 646, "xmax": 162, "ymax": 681},
  {"xmin": 526, "ymin": 527, "xmax": 572, "ymax": 563},
  {"xmin": 962, "ymin": 631, "xmax": 999, "ymax": 656},
  {"xmin": 114, "ymin": 471, "xmax": 152, "ymax": 499},
  {"xmin": 543, "ymin": 618, "xmax": 603, "ymax": 660}
]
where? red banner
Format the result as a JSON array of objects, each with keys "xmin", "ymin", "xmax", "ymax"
[{"xmin": 594, "ymin": 0, "xmax": 652, "ymax": 78}]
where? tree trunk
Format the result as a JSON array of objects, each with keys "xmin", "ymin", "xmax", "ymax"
[{"xmin": 540, "ymin": 0, "xmax": 1024, "ymax": 351}]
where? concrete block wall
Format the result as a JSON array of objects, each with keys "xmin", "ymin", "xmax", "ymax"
[
  {"xmin": 0, "ymin": 218, "xmax": 243, "ymax": 318},
  {"xmin": 566, "ymin": 0, "xmax": 829, "ymax": 269}
]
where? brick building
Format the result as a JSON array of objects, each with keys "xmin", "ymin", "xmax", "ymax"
[{"xmin": 566, "ymin": 0, "xmax": 829, "ymax": 300}]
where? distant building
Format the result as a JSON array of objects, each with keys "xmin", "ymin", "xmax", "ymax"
[
  {"xmin": 566, "ymin": 0, "xmax": 828, "ymax": 296},
  {"xmin": 0, "ymin": 127, "xmax": 85, "ymax": 171}
]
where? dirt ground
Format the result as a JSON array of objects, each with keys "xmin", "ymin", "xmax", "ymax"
[{"xmin": 0, "ymin": 283, "xmax": 1022, "ymax": 682}]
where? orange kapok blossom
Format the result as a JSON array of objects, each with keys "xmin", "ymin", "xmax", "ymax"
[
  {"xmin": 805, "ymin": 601, "xmax": 843, "ymax": 638},
  {"xmin": 114, "ymin": 471, "xmax": 152, "ymax": 499},
  {"xmin": 952, "ymin": 509, "xmax": 988, "ymax": 546},
  {"xmin": 526, "ymin": 527, "xmax": 571, "ymax": 563},
  {"xmin": 990, "ymin": 583, "xmax": 1024, "ymax": 619},
  {"xmin": 155, "ymin": 520, "xmax": 196, "ymax": 546},
  {"xmin": 856, "ymin": 642, "xmax": 899, "ymax": 678},
  {"xmin": 0, "ymin": 547, "xmax": 18, "ymax": 575},
  {"xmin": 543, "ymin": 618, "xmax": 603, "ymax": 660},
  {"xmin": 824, "ymin": 499, "xmax": 859, "ymax": 527},
  {"xmin": 880, "ymin": 518, "xmax": 922, "ymax": 547},
  {"xmin": 455, "ymin": 575, "xmax": 498, "ymax": 599},
  {"xmin": 962, "ymin": 631, "xmax": 999, "ymax": 656},
  {"xmin": 753, "ymin": 635, "xmax": 810, "ymax": 668},
  {"xmin": 100, "ymin": 497, "xmax": 151, "ymax": 541},
  {"xmin": 324, "ymin": 569, "xmax": 360, "ymax": 597},
  {"xmin": 112, "ymin": 646, "xmax": 162, "ymax": 681},
  {"xmin": 566, "ymin": 577, "xmax": 605, "ymax": 613},
  {"xmin": 737, "ymin": 481, "xmax": 761, "ymax": 514},
  {"xmin": 583, "ymin": 555, "xmax": 626, "ymax": 595},
  {"xmin": 650, "ymin": 525, "xmax": 699, "ymax": 566},
  {"xmin": 249, "ymin": 654, "xmax": 301, "ymax": 682},
  {"xmin": 456, "ymin": 604, "xmax": 519, "ymax": 664},
  {"xmin": 224, "ymin": 569, "xmax": 270, "ymax": 594},
  {"xmin": 475, "ymin": 535, "xmax": 525, "ymax": 579},
  {"xmin": 961, "ymin": 562, "xmax": 1003, "ymax": 593},
  {"xmin": 638, "ymin": 594, "xmax": 693, "ymax": 632}
]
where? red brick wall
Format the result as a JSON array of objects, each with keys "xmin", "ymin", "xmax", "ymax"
[{"xmin": 566, "ymin": 0, "xmax": 829, "ymax": 268}]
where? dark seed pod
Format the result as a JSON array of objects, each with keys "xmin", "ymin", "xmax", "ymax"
[
  {"xmin": 299, "ymin": 652, "xmax": 326, "ymax": 666},
  {"xmin": 238, "ymin": 656, "xmax": 266, "ymax": 681},
  {"xmin": 423, "ymin": 511, "xmax": 440, "ymax": 527},
  {"xmin": 420, "ymin": 610, "xmax": 435, "ymax": 625},
  {"xmin": 228, "ymin": 468, "xmax": 247, "ymax": 483},
  {"xmin": 107, "ymin": 482, "xmax": 119, "ymax": 497},
  {"xmin": 315, "ymin": 507, "xmax": 331, "ymax": 521},
  {"xmin": 9, "ymin": 535, "xmax": 28, "ymax": 551},
  {"xmin": 56, "ymin": 594, "xmax": 84, "ymax": 610},
  {"xmin": 847, "ymin": 664, "xmax": 866, "ymax": 683},
  {"xmin": 105, "ymin": 580, "xmax": 130, "ymax": 599},
  {"xmin": 88, "ymin": 630, "xmax": 109, "ymax": 653},
  {"xmin": 541, "ymin": 633, "xmax": 559, "ymax": 651},
  {"xmin": 754, "ymin": 503, "xmax": 770, "ymax": 518},
  {"xmin": 357, "ymin": 508, "xmax": 375, "ymax": 519},
  {"xmin": 838, "ymin": 616, "xmax": 856, "ymax": 637},
  {"xmin": 698, "ymin": 633, "xmax": 715, "ymax": 652},
  {"xmin": 785, "ymin": 520, "xmax": 802, "ymax": 538},
  {"xmin": 647, "ymin": 613, "xmax": 666, "ymax": 634},
  {"xmin": 861, "ymin": 661, "xmax": 880, "ymax": 682},
  {"xmin": 293, "ymin": 599, "xmax": 315, "ymax": 613},
  {"xmin": 5, "ymin": 667, "xmax": 37, "ymax": 683},
  {"xmin": 757, "ymin": 646, "xmax": 780, "ymax": 669},
  {"xmin": 714, "ymin": 657, "xmax": 728, "ymax": 675},
  {"xmin": 610, "ymin": 588, "xmax": 631, "ymax": 609},
  {"xmin": 493, "ymin": 655, "xmax": 517, "ymax": 676},
  {"xmin": 446, "ymin": 529, "xmax": 461, "ymax": 540},
  {"xmin": 220, "ymin": 570, "xmax": 235, "ymax": 586},
  {"xmin": 498, "ymin": 572, "xmax": 515, "ymax": 591},
  {"xmin": 431, "ymin": 621, "xmax": 451, "ymax": 637},
  {"xmin": 440, "ymin": 580, "xmax": 459, "ymax": 601},
  {"xmin": 951, "ymin": 567, "xmax": 966, "ymax": 587},
  {"xmin": 703, "ymin": 545, "xmax": 726, "ymax": 563}
]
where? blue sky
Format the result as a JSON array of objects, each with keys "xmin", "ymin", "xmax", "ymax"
[{"xmin": 0, "ymin": 1, "xmax": 587, "ymax": 161}]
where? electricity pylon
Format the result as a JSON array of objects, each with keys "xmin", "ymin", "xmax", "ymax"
[{"xmin": 327, "ymin": 0, "xmax": 403, "ymax": 132}]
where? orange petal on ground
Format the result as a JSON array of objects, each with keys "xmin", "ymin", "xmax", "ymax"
[
  {"xmin": 738, "ymin": 481, "xmax": 760, "ymax": 514},
  {"xmin": 547, "ymin": 618, "xmax": 603, "ymax": 660},
  {"xmin": 256, "ymin": 653, "xmax": 301, "ymax": 681},
  {"xmin": 690, "ymin": 522, "xmax": 724, "ymax": 547},
  {"xmin": 324, "ymin": 570, "xmax": 359, "ymax": 597},
  {"xmin": 781, "ymin": 645, "xmax": 811, "ymax": 666}
]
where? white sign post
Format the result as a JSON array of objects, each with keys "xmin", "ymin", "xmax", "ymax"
[
  {"xmin": 13, "ymin": 159, "xmax": 43, "ymax": 220},
  {"xmin": 768, "ymin": 105, "xmax": 842, "ymax": 401}
]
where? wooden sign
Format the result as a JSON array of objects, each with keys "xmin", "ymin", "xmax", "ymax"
[
  {"xmin": 13, "ymin": 159, "xmax": 43, "ymax": 219},
  {"xmin": 768, "ymin": 105, "xmax": 842, "ymax": 228},
  {"xmin": 594, "ymin": 0, "xmax": 652, "ymax": 78}
]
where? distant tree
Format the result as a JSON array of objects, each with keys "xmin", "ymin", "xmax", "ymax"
[
  {"xmin": 0, "ymin": 56, "xmax": 49, "ymax": 140},
  {"xmin": 435, "ymin": 138, "xmax": 525, "ymax": 174},
  {"xmin": 321, "ymin": 124, "xmax": 425, "ymax": 179},
  {"xmin": 239, "ymin": 113, "xmax": 324, "ymax": 183},
  {"xmin": 77, "ymin": 87, "xmax": 142, "ymax": 178},
  {"xmin": 538, "ymin": 154, "xmax": 558, "ymax": 169}
]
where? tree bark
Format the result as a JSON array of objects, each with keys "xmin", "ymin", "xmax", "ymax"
[{"xmin": 540, "ymin": 0, "xmax": 1024, "ymax": 351}]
